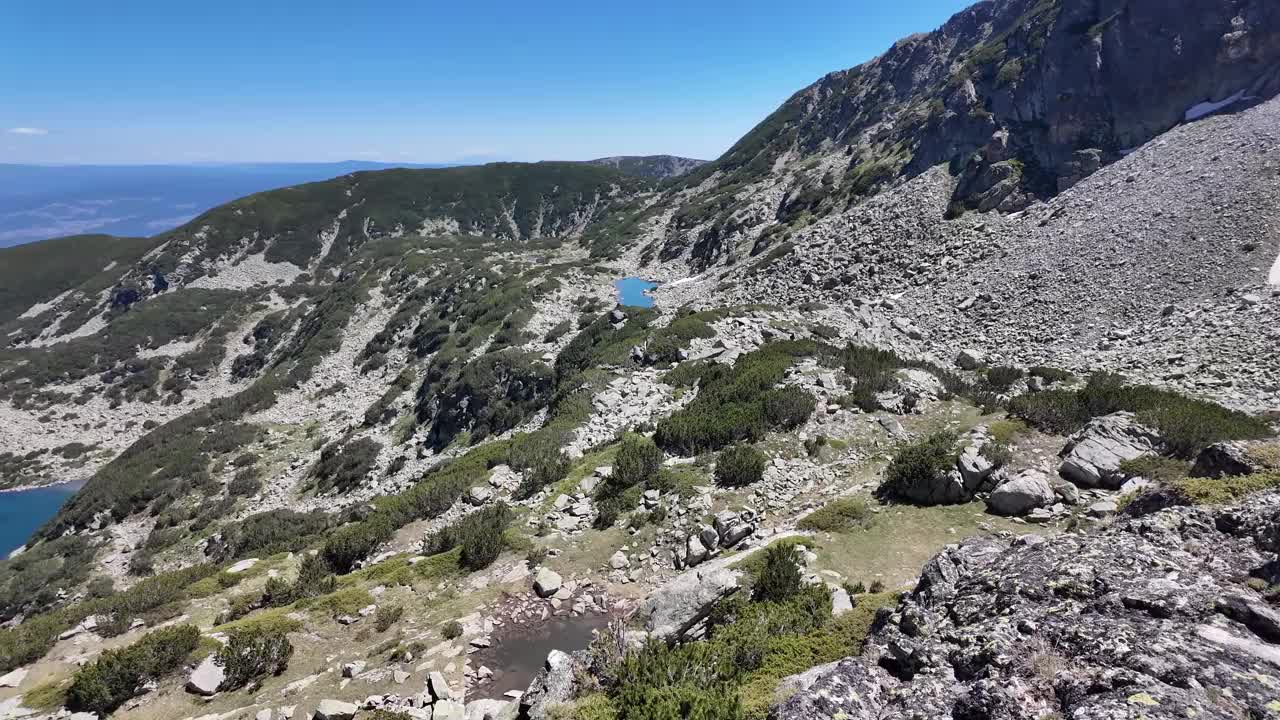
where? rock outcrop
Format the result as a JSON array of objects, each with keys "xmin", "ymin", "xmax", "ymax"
[
  {"xmin": 773, "ymin": 492, "xmax": 1280, "ymax": 719},
  {"xmin": 1058, "ymin": 412, "xmax": 1161, "ymax": 489},
  {"xmin": 639, "ymin": 566, "xmax": 741, "ymax": 642}
]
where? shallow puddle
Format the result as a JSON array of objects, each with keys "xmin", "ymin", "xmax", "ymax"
[{"xmin": 468, "ymin": 612, "xmax": 614, "ymax": 700}]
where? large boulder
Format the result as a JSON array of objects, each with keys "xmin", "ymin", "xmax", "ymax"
[
  {"xmin": 955, "ymin": 349, "xmax": 985, "ymax": 371},
  {"xmin": 428, "ymin": 670, "xmax": 454, "ymax": 702},
  {"xmin": 519, "ymin": 649, "xmax": 577, "ymax": 720},
  {"xmin": 465, "ymin": 699, "xmax": 513, "ymax": 720},
  {"xmin": 185, "ymin": 655, "xmax": 225, "ymax": 696},
  {"xmin": 532, "ymin": 568, "xmax": 561, "ymax": 598},
  {"xmin": 1058, "ymin": 412, "xmax": 1161, "ymax": 489},
  {"xmin": 639, "ymin": 566, "xmax": 741, "ymax": 642},
  {"xmin": 986, "ymin": 470, "xmax": 1055, "ymax": 516},
  {"xmin": 957, "ymin": 446, "xmax": 996, "ymax": 493},
  {"xmin": 315, "ymin": 700, "xmax": 357, "ymax": 720}
]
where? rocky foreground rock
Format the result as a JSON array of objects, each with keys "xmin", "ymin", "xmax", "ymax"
[{"xmin": 773, "ymin": 491, "xmax": 1280, "ymax": 720}]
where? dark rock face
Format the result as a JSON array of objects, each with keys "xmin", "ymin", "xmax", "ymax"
[
  {"xmin": 110, "ymin": 285, "xmax": 141, "ymax": 309},
  {"xmin": 772, "ymin": 493, "xmax": 1280, "ymax": 720},
  {"xmin": 667, "ymin": 0, "xmax": 1280, "ymax": 267}
]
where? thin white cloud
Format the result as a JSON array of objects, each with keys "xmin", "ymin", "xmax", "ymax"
[{"xmin": 7, "ymin": 127, "xmax": 49, "ymax": 136}]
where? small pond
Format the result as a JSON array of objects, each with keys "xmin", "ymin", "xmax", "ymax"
[
  {"xmin": 0, "ymin": 482, "xmax": 81, "ymax": 556},
  {"xmin": 615, "ymin": 277, "xmax": 658, "ymax": 308},
  {"xmin": 468, "ymin": 612, "xmax": 614, "ymax": 700}
]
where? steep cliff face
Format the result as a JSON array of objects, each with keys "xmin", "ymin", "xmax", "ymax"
[
  {"xmin": 657, "ymin": 0, "xmax": 1280, "ymax": 266},
  {"xmin": 773, "ymin": 492, "xmax": 1280, "ymax": 719}
]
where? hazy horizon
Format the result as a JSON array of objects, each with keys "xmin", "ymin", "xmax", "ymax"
[{"xmin": 3, "ymin": 0, "xmax": 973, "ymax": 166}]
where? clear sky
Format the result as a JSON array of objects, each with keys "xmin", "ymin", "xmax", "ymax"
[{"xmin": 2, "ymin": 0, "xmax": 974, "ymax": 165}]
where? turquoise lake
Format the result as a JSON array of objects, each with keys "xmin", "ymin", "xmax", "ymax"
[
  {"xmin": 615, "ymin": 277, "xmax": 657, "ymax": 308},
  {"xmin": 0, "ymin": 483, "xmax": 79, "ymax": 556}
]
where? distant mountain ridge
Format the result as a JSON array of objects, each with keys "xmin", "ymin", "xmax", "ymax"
[
  {"xmin": 0, "ymin": 162, "xmax": 460, "ymax": 249},
  {"xmin": 586, "ymin": 155, "xmax": 707, "ymax": 179}
]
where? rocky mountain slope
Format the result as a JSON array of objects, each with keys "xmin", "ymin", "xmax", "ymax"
[
  {"xmin": 0, "ymin": 1, "xmax": 1278, "ymax": 720},
  {"xmin": 626, "ymin": 0, "xmax": 1280, "ymax": 267}
]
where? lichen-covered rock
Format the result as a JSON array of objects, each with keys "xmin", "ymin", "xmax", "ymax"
[{"xmin": 773, "ymin": 491, "xmax": 1280, "ymax": 720}]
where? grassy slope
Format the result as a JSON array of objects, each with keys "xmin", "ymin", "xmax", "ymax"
[{"xmin": 0, "ymin": 234, "xmax": 160, "ymax": 325}]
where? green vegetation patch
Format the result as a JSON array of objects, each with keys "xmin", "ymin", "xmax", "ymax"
[
  {"xmin": 66, "ymin": 624, "xmax": 200, "ymax": 716},
  {"xmin": 797, "ymin": 498, "xmax": 875, "ymax": 533},
  {"xmin": 1009, "ymin": 373, "xmax": 1273, "ymax": 457},
  {"xmin": 654, "ymin": 341, "xmax": 820, "ymax": 455}
]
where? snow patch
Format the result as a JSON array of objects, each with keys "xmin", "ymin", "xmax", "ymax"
[
  {"xmin": 1185, "ymin": 90, "xmax": 1252, "ymax": 122},
  {"xmin": 1269, "ymin": 250, "xmax": 1280, "ymax": 286}
]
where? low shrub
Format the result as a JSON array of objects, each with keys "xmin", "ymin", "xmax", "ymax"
[
  {"xmin": 608, "ymin": 434, "xmax": 664, "ymax": 494},
  {"xmin": 877, "ymin": 432, "xmax": 958, "ymax": 503},
  {"xmin": 441, "ymin": 620, "xmax": 463, "ymax": 639},
  {"xmin": 217, "ymin": 626, "xmax": 293, "ymax": 691},
  {"xmin": 312, "ymin": 437, "xmax": 382, "ymax": 494},
  {"xmin": 988, "ymin": 418, "xmax": 1028, "ymax": 445},
  {"xmin": 66, "ymin": 624, "xmax": 200, "ymax": 715},
  {"xmin": 1169, "ymin": 471, "xmax": 1280, "ymax": 506},
  {"xmin": 1010, "ymin": 373, "xmax": 1273, "ymax": 457},
  {"xmin": 375, "ymin": 605, "xmax": 404, "ymax": 633},
  {"xmin": 1118, "ymin": 456, "xmax": 1189, "ymax": 483},
  {"xmin": 752, "ymin": 543, "xmax": 803, "ymax": 604},
  {"xmin": 655, "ymin": 342, "xmax": 818, "ymax": 455},
  {"xmin": 797, "ymin": 499, "xmax": 873, "ymax": 533},
  {"xmin": 984, "ymin": 366, "xmax": 1024, "ymax": 391},
  {"xmin": 263, "ymin": 554, "xmax": 336, "ymax": 607},
  {"xmin": 762, "ymin": 387, "xmax": 816, "ymax": 431},
  {"xmin": 715, "ymin": 445, "xmax": 766, "ymax": 488},
  {"xmin": 422, "ymin": 502, "xmax": 513, "ymax": 571}
]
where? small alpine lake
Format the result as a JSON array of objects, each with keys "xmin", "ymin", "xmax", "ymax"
[
  {"xmin": 0, "ymin": 482, "xmax": 81, "ymax": 556},
  {"xmin": 614, "ymin": 277, "xmax": 658, "ymax": 308}
]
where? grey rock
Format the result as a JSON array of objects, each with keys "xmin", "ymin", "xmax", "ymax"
[
  {"xmin": 640, "ymin": 566, "xmax": 741, "ymax": 642},
  {"xmin": 432, "ymin": 700, "xmax": 465, "ymax": 720},
  {"xmin": 464, "ymin": 698, "xmax": 512, "ymax": 720},
  {"xmin": 185, "ymin": 655, "xmax": 225, "ymax": 696},
  {"xmin": 987, "ymin": 470, "xmax": 1055, "ymax": 516},
  {"xmin": 428, "ymin": 670, "xmax": 454, "ymax": 702},
  {"xmin": 1058, "ymin": 412, "xmax": 1161, "ymax": 489},
  {"xmin": 315, "ymin": 700, "xmax": 357, "ymax": 720},
  {"xmin": 532, "ymin": 568, "xmax": 561, "ymax": 598},
  {"xmin": 773, "ymin": 492, "xmax": 1280, "ymax": 720},
  {"xmin": 831, "ymin": 587, "xmax": 853, "ymax": 617},
  {"xmin": 0, "ymin": 668, "xmax": 26, "ymax": 688},
  {"xmin": 1191, "ymin": 441, "xmax": 1264, "ymax": 479},
  {"xmin": 519, "ymin": 650, "xmax": 576, "ymax": 720},
  {"xmin": 956, "ymin": 446, "xmax": 995, "ymax": 492},
  {"xmin": 955, "ymin": 349, "xmax": 985, "ymax": 370}
]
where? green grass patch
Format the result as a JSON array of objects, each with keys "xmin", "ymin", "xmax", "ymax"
[
  {"xmin": 213, "ymin": 607, "xmax": 304, "ymax": 636},
  {"xmin": 1168, "ymin": 472, "xmax": 1280, "ymax": 506}
]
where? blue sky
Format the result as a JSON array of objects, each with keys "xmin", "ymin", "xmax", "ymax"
[{"xmin": 2, "ymin": 0, "xmax": 973, "ymax": 165}]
